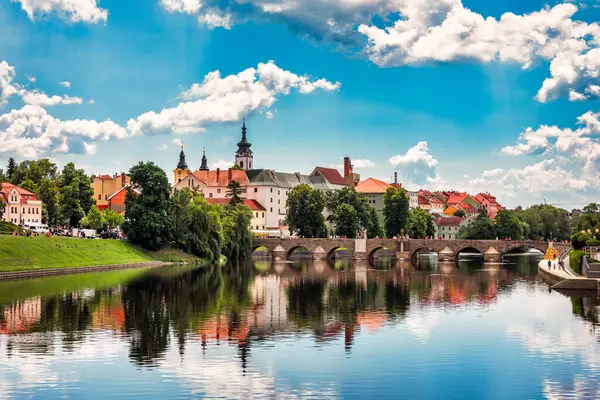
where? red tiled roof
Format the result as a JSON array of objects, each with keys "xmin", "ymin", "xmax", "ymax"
[
  {"xmin": 418, "ymin": 195, "xmax": 429, "ymax": 205},
  {"xmin": 355, "ymin": 178, "xmax": 391, "ymax": 193},
  {"xmin": 458, "ymin": 203, "xmax": 476, "ymax": 213},
  {"xmin": 446, "ymin": 194, "xmax": 467, "ymax": 204},
  {"xmin": 205, "ymin": 198, "xmax": 266, "ymax": 211},
  {"xmin": 312, "ymin": 167, "xmax": 346, "ymax": 186},
  {"xmin": 434, "ymin": 216, "xmax": 465, "ymax": 226},
  {"xmin": 1, "ymin": 182, "xmax": 38, "ymax": 203},
  {"xmin": 96, "ymin": 174, "xmax": 113, "ymax": 180},
  {"xmin": 192, "ymin": 169, "xmax": 249, "ymax": 187},
  {"xmin": 391, "ymin": 182, "xmax": 402, "ymax": 189}
]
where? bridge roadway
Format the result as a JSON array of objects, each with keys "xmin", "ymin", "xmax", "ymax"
[{"xmin": 252, "ymin": 238, "xmax": 571, "ymax": 262}]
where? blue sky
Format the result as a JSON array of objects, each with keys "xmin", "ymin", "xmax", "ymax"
[{"xmin": 1, "ymin": 0, "xmax": 600, "ymax": 208}]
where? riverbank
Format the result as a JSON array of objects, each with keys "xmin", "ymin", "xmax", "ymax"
[
  {"xmin": 0, "ymin": 235, "xmax": 202, "ymax": 274},
  {"xmin": 538, "ymin": 256, "xmax": 597, "ymax": 290}
]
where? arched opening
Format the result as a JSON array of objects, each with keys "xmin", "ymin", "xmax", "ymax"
[
  {"xmin": 327, "ymin": 246, "xmax": 352, "ymax": 260},
  {"xmin": 288, "ymin": 246, "xmax": 311, "ymax": 260},
  {"xmin": 457, "ymin": 247, "xmax": 484, "ymax": 260},
  {"xmin": 369, "ymin": 247, "xmax": 395, "ymax": 269},
  {"xmin": 411, "ymin": 247, "xmax": 438, "ymax": 270},
  {"xmin": 502, "ymin": 246, "xmax": 544, "ymax": 275},
  {"xmin": 251, "ymin": 245, "xmax": 270, "ymax": 257},
  {"xmin": 240, "ymin": 160, "xmax": 244, "ymax": 168}
]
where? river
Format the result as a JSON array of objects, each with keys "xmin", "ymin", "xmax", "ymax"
[{"xmin": 1, "ymin": 253, "xmax": 599, "ymax": 399}]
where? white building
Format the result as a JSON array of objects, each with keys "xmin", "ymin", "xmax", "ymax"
[{"xmin": 1, "ymin": 183, "xmax": 43, "ymax": 225}]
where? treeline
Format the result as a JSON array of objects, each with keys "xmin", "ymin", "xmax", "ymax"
[
  {"xmin": 570, "ymin": 203, "xmax": 600, "ymax": 249},
  {"xmin": 286, "ymin": 185, "xmax": 434, "ymax": 239},
  {"xmin": 123, "ymin": 162, "xmax": 252, "ymax": 262},
  {"xmin": 0, "ymin": 157, "xmax": 94, "ymax": 227}
]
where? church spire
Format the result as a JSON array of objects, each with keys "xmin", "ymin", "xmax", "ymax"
[
  {"xmin": 200, "ymin": 146, "xmax": 209, "ymax": 171},
  {"xmin": 177, "ymin": 142, "xmax": 188, "ymax": 170},
  {"xmin": 235, "ymin": 118, "xmax": 253, "ymax": 171}
]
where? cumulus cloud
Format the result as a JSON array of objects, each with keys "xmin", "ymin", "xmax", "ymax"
[
  {"xmin": 59, "ymin": 81, "xmax": 71, "ymax": 88},
  {"xmin": 211, "ymin": 159, "xmax": 234, "ymax": 169},
  {"xmin": 159, "ymin": 0, "xmax": 600, "ymax": 102},
  {"xmin": 12, "ymin": 0, "xmax": 108, "ymax": 23},
  {"xmin": 351, "ymin": 158, "xmax": 375, "ymax": 169},
  {"xmin": 21, "ymin": 91, "xmax": 83, "ymax": 107},
  {"xmin": 0, "ymin": 61, "xmax": 19, "ymax": 104},
  {"xmin": 127, "ymin": 60, "xmax": 339, "ymax": 136},
  {"xmin": 389, "ymin": 141, "xmax": 439, "ymax": 185},
  {"xmin": 26, "ymin": 74, "xmax": 36, "ymax": 83},
  {"xmin": 569, "ymin": 89, "xmax": 587, "ymax": 101}
]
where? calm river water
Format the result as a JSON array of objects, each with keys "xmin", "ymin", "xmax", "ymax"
[{"xmin": 1, "ymin": 254, "xmax": 600, "ymax": 399}]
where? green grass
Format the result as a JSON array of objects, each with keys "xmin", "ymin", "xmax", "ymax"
[{"xmin": 0, "ymin": 236, "xmax": 202, "ymax": 272}]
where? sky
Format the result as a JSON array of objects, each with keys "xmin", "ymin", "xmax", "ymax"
[{"xmin": 1, "ymin": 0, "xmax": 600, "ymax": 209}]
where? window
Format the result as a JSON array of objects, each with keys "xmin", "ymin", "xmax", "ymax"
[
  {"xmin": 217, "ymin": 189, "xmax": 221, "ymax": 194},
  {"xmin": 270, "ymin": 198, "xmax": 273, "ymax": 203},
  {"xmin": 278, "ymin": 190, "xmax": 280, "ymax": 195},
  {"xmin": 209, "ymin": 193, "xmax": 213, "ymax": 198},
  {"xmin": 442, "ymin": 227, "xmax": 445, "ymax": 231},
  {"xmin": 270, "ymin": 207, "xmax": 273, "ymax": 212},
  {"xmin": 105, "ymin": 195, "xmax": 108, "ymax": 201},
  {"xmin": 254, "ymin": 188, "xmax": 258, "ymax": 193},
  {"xmin": 270, "ymin": 188, "xmax": 273, "ymax": 193},
  {"xmin": 22, "ymin": 208, "xmax": 25, "ymax": 214},
  {"xmin": 262, "ymin": 212, "xmax": 264, "ymax": 218},
  {"xmin": 255, "ymin": 212, "xmax": 258, "ymax": 217},
  {"xmin": 240, "ymin": 161, "xmax": 244, "ymax": 168},
  {"xmin": 442, "ymin": 234, "xmax": 445, "ymax": 239},
  {"xmin": 278, "ymin": 200, "xmax": 280, "ymax": 204},
  {"xmin": 98, "ymin": 194, "xmax": 101, "ymax": 200}
]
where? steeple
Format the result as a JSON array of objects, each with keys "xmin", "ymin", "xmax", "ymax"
[
  {"xmin": 200, "ymin": 146, "xmax": 209, "ymax": 171},
  {"xmin": 235, "ymin": 118, "xmax": 253, "ymax": 170},
  {"xmin": 177, "ymin": 143, "xmax": 188, "ymax": 170}
]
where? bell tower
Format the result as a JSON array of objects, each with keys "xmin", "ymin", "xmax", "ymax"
[
  {"xmin": 173, "ymin": 143, "xmax": 192, "ymax": 183},
  {"xmin": 235, "ymin": 119, "xmax": 253, "ymax": 170}
]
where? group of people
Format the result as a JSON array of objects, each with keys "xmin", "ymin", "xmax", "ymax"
[{"xmin": 547, "ymin": 254, "xmax": 564, "ymax": 270}]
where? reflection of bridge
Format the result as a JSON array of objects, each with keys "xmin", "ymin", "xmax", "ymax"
[{"xmin": 252, "ymin": 238, "xmax": 571, "ymax": 263}]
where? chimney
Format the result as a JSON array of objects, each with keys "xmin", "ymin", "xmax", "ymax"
[
  {"xmin": 216, "ymin": 168, "xmax": 220, "ymax": 182},
  {"xmin": 228, "ymin": 168, "xmax": 232, "ymax": 183},
  {"xmin": 394, "ymin": 172, "xmax": 398, "ymax": 184},
  {"xmin": 121, "ymin": 172, "xmax": 126, "ymax": 187},
  {"xmin": 343, "ymin": 157, "xmax": 351, "ymax": 178}
]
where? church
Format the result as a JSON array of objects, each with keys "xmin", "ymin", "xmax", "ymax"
[{"xmin": 172, "ymin": 120, "xmax": 358, "ymax": 235}]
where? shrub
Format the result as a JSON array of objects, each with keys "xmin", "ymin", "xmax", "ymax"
[
  {"xmin": 569, "ymin": 249, "xmax": 588, "ymax": 275},
  {"xmin": 0, "ymin": 221, "xmax": 24, "ymax": 235},
  {"xmin": 571, "ymin": 232, "xmax": 592, "ymax": 250},
  {"xmin": 585, "ymin": 238, "xmax": 600, "ymax": 247}
]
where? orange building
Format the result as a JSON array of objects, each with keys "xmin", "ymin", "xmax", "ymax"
[{"xmin": 92, "ymin": 173, "xmax": 130, "ymax": 211}]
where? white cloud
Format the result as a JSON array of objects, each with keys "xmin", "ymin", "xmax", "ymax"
[
  {"xmin": 265, "ymin": 110, "xmax": 276, "ymax": 119},
  {"xmin": 12, "ymin": 0, "xmax": 108, "ymax": 23},
  {"xmin": 127, "ymin": 61, "xmax": 339, "ymax": 136},
  {"xmin": 26, "ymin": 74, "xmax": 36, "ymax": 83},
  {"xmin": 156, "ymin": 144, "xmax": 169, "ymax": 150},
  {"xmin": 569, "ymin": 89, "xmax": 587, "ymax": 101},
  {"xmin": 160, "ymin": 0, "xmax": 600, "ymax": 102},
  {"xmin": 0, "ymin": 61, "xmax": 19, "ymax": 104},
  {"xmin": 0, "ymin": 105, "xmax": 128, "ymax": 158},
  {"xmin": 88, "ymin": 99, "xmax": 95, "ymax": 105},
  {"xmin": 59, "ymin": 81, "xmax": 71, "ymax": 88},
  {"xmin": 21, "ymin": 90, "xmax": 83, "ymax": 106},
  {"xmin": 211, "ymin": 159, "xmax": 234, "ymax": 169},
  {"xmin": 172, "ymin": 138, "xmax": 183, "ymax": 147},
  {"xmin": 389, "ymin": 141, "xmax": 439, "ymax": 185},
  {"xmin": 351, "ymin": 158, "xmax": 375, "ymax": 168},
  {"xmin": 82, "ymin": 141, "xmax": 97, "ymax": 155}
]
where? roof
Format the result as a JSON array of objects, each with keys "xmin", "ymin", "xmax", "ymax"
[
  {"xmin": 1, "ymin": 182, "xmax": 39, "ymax": 203},
  {"xmin": 107, "ymin": 185, "xmax": 140, "ymax": 201},
  {"xmin": 446, "ymin": 194, "xmax": 467, "ymax": 204},
  {"xmin": 205, "ymin": 198, "xmax": 266, "ymax": 211},
  {"xmin": 191, "ymin": 169, "xmax": 249, "ymax": 186},
  {"xmin": 434, "ymin": 216, "xmax": 465, "ymax": 226},
  {"xmin": 418, "ymin": 195, "xmax": 429, "ymax": 205},
  {"xmin": 310, "ymin": 167, "xmax": 346, "ymax": 186},
  {"xmin": 458, "ymin": 203, "xmax": 477, "ymax": 213},
  {"xmin": 95, "ymin": 174, "xmax": 114, "ymax": 180},
  {"xmin": 355, "ymin": 178, "xmax": 391, "ymax": 194},
  {"xmin": 391, "ymin": 182, "xmax": 402, "ymax": 189}
]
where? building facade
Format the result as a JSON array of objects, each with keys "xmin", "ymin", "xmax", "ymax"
[
  {"xmin": 1, "ymin": 183, "xmax": 43, "ymax": 225},
  {"xmin": 92, "ymin": 173, "xmax": 130, "ymax": 210},
  {"xmin": 433, "ymin": 216, "xmax": 471, "ymax": 240},
  {"xmin": 355, "ymin": 177, "xmax": 391, "ymax": 220}
]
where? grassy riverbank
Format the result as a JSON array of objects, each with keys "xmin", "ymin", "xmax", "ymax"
[{"xmin": 0, "ymin": 235, "xmax": 201, "ymax": 272}]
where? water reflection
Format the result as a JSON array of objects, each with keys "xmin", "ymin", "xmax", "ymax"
[{"xmin": 2, "ymin": 254, "xmax": 600, "ymax": 398}]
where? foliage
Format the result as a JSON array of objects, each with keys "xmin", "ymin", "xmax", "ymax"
[
  {"xmin": 182, "ymin": 197, "xmax": 223, "ymax": 262},
  {"xmin": 366, "ymin": 207, "xmax": 384, "ymax": 238},
  {"xmin": 38, "ymin": 179, "xmax": 59, "ymax": 226},
  {"xmin": 571, "ymin": 232, "xmax": 592, "ymax": 250},
  {"xmin": 586, "ymin": 238, "xmax": 600, "ymax": 247},
  {"xmin": 515, "ymin": 204, "xmax": 571, "ymax": 241},
  {"xmin": 226, "ymin": 180, "xmax": 243, "ymax": 206},
  {"xmin": 334, "ymin": 203, "xmax": 358, "ymax": 237},
  {"xmin": 103, "ymin": 209, "xmax": 125, "ymax": 229},
  {"xmin": 0, "ymin": 196, "xmax": 4, "ymax": 221},
  {"xmin": 453, "ymin": 209, "xmax": 466, "ymax": 218},
  {"xmin": 6, "ymin": 157, "xmax": 16, "ymax": 180},
  {"xmin": 169, "ymin": 189, "xmax": 193, "ymax": 248},
  {"xmin": 124, "ymin": 162, "xmax": 172, "ymax": 251},
  {"xmin": 569, "ymin": 249, "xmax": 588, "ymax": 275},
  {"xmin": 383, "ymin": 187, "xmax": 409, "ymax": 238},
  {"xmin": 458, "ymin": 209, "xmax": 496, "ymax": 239},
  {"xmin": 325, "ymin": 188, "xmax": 373, "ymax": 238},
  {"xmin": 495, "ymin": 210, "xmax": 524, "ymax": 239},
  {"xmin": 0, "ymin": 169, "xmax": 6, "ymax": 182},
  {"xmin": 286, "ymin": 184, "xmax": 327, "ymax": 238},
  {"xmin": 58, "ymin": 183, "xmax": 84, "ymax": 228},
  {"xmin": 408, "ymin": 208, "xmax": 434, "ymax": 239},
  {"xmin": 60, "ymin": 162, "xmax": 95, "ymax": 215},
  {"xmin": 80, "ymin": 206, "xmax": 104, "ymax": 230},
  {"xmin": 0, "ymin": 221, "xmax": 24, "ymax": 235},
  {"xmin": 220, "ymin": 204, "xmax": 253, "ymax": 262},
  {"xmin": 231, "ymin": 164, "xmax": 243, "ymax": 170},
  {"xmin": 11, "ymin": 158, "xmax": 57, "ymax": 185}
]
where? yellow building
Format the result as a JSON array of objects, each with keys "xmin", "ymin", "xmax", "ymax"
[
  {"xmin": 92, "ymin": 173, "xmax": 130, "ymax": 210},
  {"xmin": 173, "ymin": 144, "xmax": 193, "ymax": 184}
]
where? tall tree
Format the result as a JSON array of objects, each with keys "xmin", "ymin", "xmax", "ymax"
[
  {"xmin": 220, "ymin": 204, "xmax": 253, "ymax": 262},
  {"xmin": 0, "ymin": 169, "xmax": 7, "ymax": 182},
  {"xmin": 226, "ymin": 180, "xmax": 243, "ymax": 206},
  {"xmin": 81, "ymin": 206, "xmax": 104, "ymax": 230},
  {"xmin": 11, "ymin": 159, "xmax": 57, "ymax": 185},
  {"xmin": 366, "ymin": 207, "xmax": 384, "ymax": 238},
  {"xmin": 124, "ymin": 162, "xmax": 171, "ymax": 251},
  {"xmin": 383, "ymin": 187, "xmax": 409, "ymax": 238},
  {"xmin": 38, "ymin": 179, "xmax": 59, "ymax": 226},
  {"xmin": 495, "ymin": 210, "xmax": 524, "ymax": 239},
  {"xmin": 60, "ymin": 162, "xmax": 95, "ymax": 215},
  {"xmin": 59, "ymin": 184, "xmax": 84, "ymax": 227},
  {"xmin": 286, "ymin": 184, "xmax": 327, "ymax": 238},
  {"xmin": 334, "ymin": 203, "xmax": 358, "ymax": 238},
  {"xmin": 408, "ymin": 208, "xmax": 434, "ymax": 239},
  {"xmin": 182, "ymin": 197, "xmax": 223, "ymax": 262},
  {"xmin": 325, "ymin": 187, "xmax": 371, "ymax": 238},
  {"xmin": 170, "ymin": 189, "xmax": 193, "ymax": 249},
  {"xmin": 0, "ymin": 196, "xmax": 5, "ymax": 220},
  {"xmin": 6, "ymin": 157, "xmax": 16, "ymax": 181},
  {"xmin": 458, "ymin": 210, "xmax": 496, "ymax": 240}
]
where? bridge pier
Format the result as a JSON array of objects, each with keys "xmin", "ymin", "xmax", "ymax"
[
  {"xmin": 313, "ymin": 246, "xmax": 327, "ymax": 261},
  {"xmin": 439, "ymin": 247, "xmax": 455, "ymax": 262},
  {"xmin": 484, "ymin": 247, "xmax": 501, "ymax": 263},
  {"xmin": 272, "ymin": 245, "xmax": 286, "ymax": 261},
  {"xmin": 354, "ymin": 237, "xmax": 367, "ymax": 260}
]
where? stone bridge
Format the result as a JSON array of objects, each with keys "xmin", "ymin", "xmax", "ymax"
[{"xmin": 252, "ymin": 238, "xmax": 571, "ymax": 263}]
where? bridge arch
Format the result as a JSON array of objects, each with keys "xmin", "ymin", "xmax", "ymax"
[
  {"xmin": 409, "ymin": 246, "xmax": 438, "ymax": 260},
  {"xmin": 501, "ymin": 243, "xmax": 546, "ymax": 256},
  {"xmin": 456, "ymin": 246, "xmax": 484, "ymax": 256},
  {"xmin": 287, "ymin": 245, "xmax": 311, "ymax": 259},
  {"xmin": 367, "ymin": 246, "xmax": 396, "ymax": 262},
  {"xmin": 251, "ymin": 245, "xmax": 271, "ymax": 256}
]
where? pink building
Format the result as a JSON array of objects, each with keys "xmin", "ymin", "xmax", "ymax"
[
  {"xmin": 1, "ymin": 182, "xmax": 43, "ymax": 225},
  {"xmin": 475, "ymin": 193, "xmax": 503, "ymax": 219}
]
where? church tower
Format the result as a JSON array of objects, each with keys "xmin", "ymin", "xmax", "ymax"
[
  {"xmin": 173, "ymin": 143, "xmax": 192, "ymax": 183},
  {"xmin": 235, "ymin": 119, "xmax": 253, "ymax": 170},
  {"xmin": 200, "ymin": 146, "xmax": 209, "ymax": 171}
]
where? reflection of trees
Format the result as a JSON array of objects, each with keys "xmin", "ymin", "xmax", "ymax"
[{"xmin": 287, "ymin": 280, "xmax": 325, "ymax": 328}]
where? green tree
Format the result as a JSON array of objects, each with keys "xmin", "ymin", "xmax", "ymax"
[
  {"xmin": 325, "ymin": 188, "xmax": 371, "ymax": 238},
  {"xmin": 334, "ymin": 203, "xmax": 358, "ymax": 238},
  {"xmin": 0, "ymin": 196, "xmax": 5, "ymax": 220},
  {"xmin": 6, "ymin": 157, "xmax": 16, "ymax": 181},
  {"xmin": 38, "ymin": 179, "xmax": 59, "ymax": 226},
  {"xmin": 0, "ymin": 169, "xmax": 7, "ymax": 182},
  {"xmin": 103, "ymin": 209, "xmax": 125, "ymax": 229},
  {"xmin": 366, "ymin": 207, "xmax": 384, "ymax": 238},
  {"xmin": 495, "ymin": 210, "xmax": 524, "ymax": 239},
  {"xmin": 458, "ymin": 209, "xmax": 496, "ymax": 240},
  {"xmin": 383, "ymin": 187, "xmax": 409, "ymax": 238},
  {"xmin": 286, "ymin": 184, "xmax": 327, "ymax": 238},
  {"xmin": 453, "ymin": 209, "xmax": 466, "ymax": 218},
  {"xmin": 170, "ymin": 189, "xmax": 193, "ymax": 249},
  {"xmin": 226, "ymin": 180, "xmax": 243, "ymax": 206},
  {"xmin": 231, "ymin": 164, "xmax": 243, "ymax": 170},
  {"xmin": 19, "ymin": 179, "xmax": 38, "ymax": 194},
  {"xmin": 220, "ymin": 204, "xmax": 253, "ymax": 262},
  {"xmin": 81, "ymin": 206, "xmax": 104, "ymax": 230},
  {"xmin": 183, "ymin": 197, "xmax": 223, "ymax": 262},
  {"xmin": 60, "ymin": 162, "xmax": 94, "ymax": 215},
  {"xmin": 59, "ymin": 183, "xmax": 84, "ymax": 227},
  {"xmin": 124, "ymin": 162, "xmax": 171, "ymax": 251},
  {"xmin": 11, "ymin": 158, "xmax": 57, "ymax": 186},
  {"xmin": 408, "ymin": 208, "xmax": 434, "ymax": 239}
]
